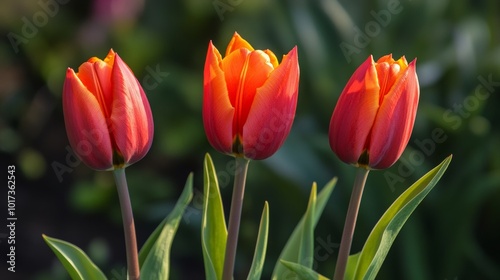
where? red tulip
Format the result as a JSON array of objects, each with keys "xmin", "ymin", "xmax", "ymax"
[
  {"xmin": 203, "ymin": 32, "xmax": 300, "ymax": 160},
  {"xmin": 329, "ymin": 54, "xmax": 419, "ymax": 169},
  {"xmin": 63, "ymin": 49, "xmax": 154, "ymax": 170}
]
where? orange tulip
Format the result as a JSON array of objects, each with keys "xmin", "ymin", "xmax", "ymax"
[
  {"xmin": 63, "ymin": 49, "xmax": 154, "ymax": 170},
  {"xmin": 329, "ymin": 54, "xmax": 419, "ymax": 169},
  {"xmin": 203, "ymin": 32, "xmax": 300, "ymax": 160}
]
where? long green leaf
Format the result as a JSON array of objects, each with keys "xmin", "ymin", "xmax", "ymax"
[
  {"xmin": 280, "ymin": 260, "xmax": 330, "ymax": 280},
  {"xmin": 272, "ymin": 177, "xmax": 337, "ymax": 280},
  {"xmin": 299, "ymin": 183, "xmax": 317, "ymax": 268},
  {"xmin": 140, "ymin": 173, "xmax": 193, "ymax": 279},
  {"xmin": 202, "ymin": 153, "xmax": 228, "ymax": 280},
  {"xmin": 246, "ymin": 202, "xmax": 270, "ymax": 280},
  {"xmin": 353, "ymin": 155, "xmax": 452, "ymax": 280},
  {"xmin": 43, "ymin": 235, "xmax": 107, "ymax": 280},
  {"xmin": 345, "ymin": 252, "xmax": 360, "ymax": 280},
  {"xmin": 138, "ymin": 173, "xmax": 193, "ymax": 265}
]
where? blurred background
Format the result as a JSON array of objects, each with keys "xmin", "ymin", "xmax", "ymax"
[{"xmin": 1, "ymin": 0, "xmax": 499, "ymax": 279}]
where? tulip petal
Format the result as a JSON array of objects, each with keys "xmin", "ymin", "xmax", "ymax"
[
  {"xmin": 225, "ymin": 32, "xmax": 254, "ymax": 56},
  {"xmin": 110, "ymin": 53, "xmax": 154, "ymax": 167},
  {"xmin": 203, "ymin": 41, "xmax": 234, "ymax": 155},
  {"xmin": 222, "ymin": 48, "xmax": 251, "ymax": 110},
  {"xmin": 222, "ymin": 49, "xmax": 275, "ymax": 142},
  {"xmin": 369, "ymin": 59, "xmax": 419, "ymax": 169},
  {"xmin": 329, "ymin": 55, "xmax": 380, "ymax": 165},
  {"xmin": 63, "ymin": 68, "xmax": 113, "ymax": 170},
  {"xmin": 242, "ymin": 46, "xmax": 300, "ymax": 160},
  {"xmin": 76, "ymin": 57, "xmax": 113, "ymax": 119},
  {"xmin": 263, "ymin": 49, "xmax": 279, "ymax": 69},
  {"xmin": 374, "ymin": 54, "xmax": 393, "ymax": 64}
]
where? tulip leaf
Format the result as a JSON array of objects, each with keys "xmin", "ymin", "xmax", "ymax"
[
  {"xmin": 352, "ymin": 155, "xmax": 452, "ymax": 280},
  {"xmin": 280, "ymin": 260, "xmax": 330, "ymax": 280},
  {"xmin": 139, "ymin": 173, "xmax": 193, "ymax": 279},
  {"xmin": 246, "ymin": 202, "xmax": 270, "ymax": 280},
  {"xmin": 345, "ymin": 252, "xmax": 361, "ymax": 280},
  {"xmin": 272, "ymin": 177, "xmax": 337, "ymax": 280},
  {"xmin": 42, "ymin": 235, "xmax": 107, "ymax": 280},
  {"xmin": 299, "ymin": 182, "xmax": 317, "ymax": 268},
  {"xmin": 202, "ymin": 153, "xmax": 228, "ymax": 280}
]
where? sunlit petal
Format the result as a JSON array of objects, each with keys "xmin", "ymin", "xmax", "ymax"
[
  {"xmin": 243, "ymin": 47, "xmax": 299, "ymax": 159},
  {"xmin": 111, "ymin": 52, "xmax": 154, "ymax": 166},
  {"xmin": 329, "ymin": 55, "xmax": 380, "ymax": 165},
  {"xmin": 225, "ymin": 32, "xmax": 254, "ymax": 56},
  {"xmin": 63, "ymin": 68, "xmax": 113, "ymax": 170},
  {"xmin": 203, "ymin": 41, "xmax": 234, "ymax": 155},
  {"xmin": 369, "ymin": 59, "xmax": 419, "ymax": 169}
]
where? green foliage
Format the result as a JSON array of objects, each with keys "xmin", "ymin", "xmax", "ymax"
[
  {"xmin": 201, "ymin": 154, "xmax": 228, "ymax": 280},
  {"xmin": 42, "ymin": 235, "xmax": 107, "ymax": 280},
  {"xmin": 351, "ymin": 155, "xmax": 452, "ymax": 279},
  {"xmin": 246, "ymin": 202, "xmax": 270, "ymax": 280},
  {"xmin": 345, "ymin": 253, "xmax": 361, "ymax": 280},
  {"xmin": 201, "ymin": 155, "xmax": 270, "ymax": 280},
  {"xmin": 139, "ymin": 173, "xmax": 194, "ymax": 279},
  {"xmin": 44, "ymin": 174, "xmax": 194, "ymax": 280},
  {"xmin": 273, "ymin": 155, "xmax": 451, "ymax": 280},
  {"xmin": 299, "ymin": 183, "xmax": 317, "ymax": 268},
  {"xmin": 272, "ymin": 178, "xmax": 337, "ymax": 280},
  {"xmin": 281, "ymin": 260, "xmax": 330, "ymax": 280}
]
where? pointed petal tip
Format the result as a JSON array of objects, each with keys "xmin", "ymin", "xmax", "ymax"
[
  {"xmin": 208, "ymin": 40, "xmax": 219, "ymax": 55},
  {"xmin": 282, "ymin": 46, "xmax": 299, "ymax": 64},
  {"xmin": 226, "ymin": 32, "xmax": 254, "ymax": 56},
  {"xmin": 106, "ymin": 49, "xmax": 116, "ymax": 58},
  {"xmin": 406, "ymin": 58, "xmax": 417, "ymax": 73},
  {"xmin": 205, "ymin": 40, "xmax": 222, "ymax": 66},
  {"xmin": 367, "ymin": 54, "xmax": 376, "ymax": 64},
  {"xmin": 375, "ymin": 53, "xmax": 394, "ymax": 63},
  {"xmin": 65, "ymin": 68, "xmax": 80, "ymax": 82}
]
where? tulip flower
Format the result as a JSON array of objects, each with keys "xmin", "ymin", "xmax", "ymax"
[
  {"xmin": 203, "ymin": 32, "xmax": 300, "ymax": 160},
  {"xmin": 329, "ymin": 54, "xmax": 419, "ymax": 169},
  {"xmin": 63, "ymin": 49, "xmax": 154, "ymax": 171},
  {"xmin": 203, "ymin": 32, "xmax": 299, "ymax": 280}
]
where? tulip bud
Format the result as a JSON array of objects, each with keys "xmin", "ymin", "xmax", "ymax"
[
  {"xmin": 63, "ymin": 49, "xmax": 154, "ymax": 170},
  {"xmin": 329, "ymin": 54, "xmax": 419, "ymax": 169},
  {"xmin": 203, "ymin": 32, "xmax": 300, "ymax": 160}
]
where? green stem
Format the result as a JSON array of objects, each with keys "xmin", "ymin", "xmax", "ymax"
[
  {"xmin": 334, "ymin": 168, "xmax": 370, "ymax": 280},
  {"xmin": 222, "ymin": 157, "xmax": 250, "ymax": 280},
  {"xmin": 113, "ymin": 168, "xmax": 140, "ymax": 280}
]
